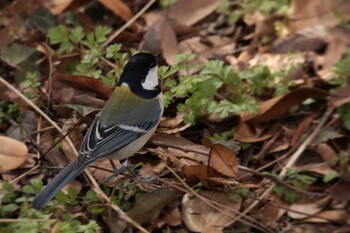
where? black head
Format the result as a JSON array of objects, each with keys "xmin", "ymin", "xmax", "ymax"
[{"xmin": 118, "ymin": 52, "xmax": 161, "ymax": 99}]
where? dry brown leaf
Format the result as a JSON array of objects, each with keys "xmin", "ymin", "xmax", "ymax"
[
  {"xmin": 178, "ymin": 36, "xmax": 235, "ymax": 62},
  {"xmin": 256, "ymin": 195, "xmax": 288, "ymax": 226},
  {"xmin": 159, "ymin": 112, "xmax": 185, "ymax": 128},
  {"xmin": 51, "ymin": 74, "xmax": 113, "ymax": 102},
  {"xmin": 182, "ymin": 190, "xmax": 242, "ymax": 232},
  {"xmin": 322, "ymin": 30, "xmax": 350, "ymax": 71},
  {"xmin": 137, "ymin": 159, "xmax": 166, "ymax": 178},
  {"xmin": 127, "ymin": 187, "xmax": 181, "ymax": 225},
  {"xmin": 317, "ymin": 143, "xmax": 337, "ymax": 165},
  {"xmin": 271, "ymin": 25, "xmax": 328, "ymax": 53},
  {"xmin": 288, "ymin": 201, "xmax": 323, "ymax": 219},
  {"xmin": 182, "ymin": 164, "xmax": 222, "ymax": 183},
  {"xmin": 291, "ymin": 114, "xmax": 316, "ymax": 146},
  {"xmin": 168, "ymin": 148, "xmax": 208, "ymax": 165},
  {"xmin": 209, "ymin": 144, "xmax": 238, "ymax": 178},
  {"xmin": 163, "ymin": 206, "xmax": 182, "ymax": 227},
  {"xmin": 98, "ymin": 0, "xmax": 133, "ymax": 22},
  {"xmin": 44, "ymin": 0, "xmax": 74, "ymax": 15},
  {"xmin": 233, "ymin": 122, "xmax": 278, "ymax": 143},
  {"xmin": 144, "ymin": 0, "xmax": 220, "ymax": 27},
  {"xmin": 290, "ymin": 0, "xmax": 350, "ymax": 32},
  {"xmin": 0, "ymin": 136, "xmax": 28, "ymax": 170},
  {"xmin": 328, "ymin": 85, "xmax": 350, "ymax": 108},
  {"xmin": 329, "ymin": 180, "xmax": 350, "ymax": 202},
  {"xmin": 302, "ymin": 210, "xmax": 349, "ymax": 223},
  {"xmin": 242, "ymin": 87, "xmax": 329, "ymax": 124},
  {"xmin": 294, "ymin": 163, "xmax": 335, "ymax": 176},
  {"xmin": 141, "ymin": 20, "xmax": 178, "ymax": 65},
  {"xmin": 151, "ymin": 133, "xmax": 209, "ymax": 156}
]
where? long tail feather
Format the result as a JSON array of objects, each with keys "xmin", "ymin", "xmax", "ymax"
[{"xmin": 32, "ymin": 161, "xmax": 88, "ymax": 210}]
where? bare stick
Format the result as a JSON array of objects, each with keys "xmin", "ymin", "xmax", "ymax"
[{"xmin": 102, "ymin": 0, "xmax": 157, "ymax": 48}]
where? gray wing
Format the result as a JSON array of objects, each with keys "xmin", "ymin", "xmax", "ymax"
[{"xmin": 78, "ymin": 98, "xmax": 162, "ymax": 165}]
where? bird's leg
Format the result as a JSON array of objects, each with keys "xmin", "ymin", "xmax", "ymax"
[
  {"xmin": 104, "ymin": 160, "xmax": 158, "ymax": 185},
  {"xmin": 104, "ymin": 160, "xmax": 127, "ymax": 183}
]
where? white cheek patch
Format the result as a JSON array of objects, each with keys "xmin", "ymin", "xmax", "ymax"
[{"xmin": 141, "ymin": 66, "xmax": 158, "ymax": 90}]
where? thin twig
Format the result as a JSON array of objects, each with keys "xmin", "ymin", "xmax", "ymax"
[
  {"xmin": 101, "ymin": 0, "xmax": 157, "ymax": 48},
  {"xmin": 238, "ymin": 166, "xmax": 325, "ymax": 196},
  {"xmin": 240, "ymin": 108, "xmax": 333, "ymax": 217},
  {"xmin": 10, "ymin": 164, "xmax": 40, "ymax": 184}
]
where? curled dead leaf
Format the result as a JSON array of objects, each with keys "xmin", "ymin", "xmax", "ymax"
[
  {"xmin": 288, "ymin": 202, "xmax": 323, "ymax": 219},
  {"xmin": 329, "ymin": 180, "xmax": 350, "ymax": 202},
  {"xmin": 290, "ymin": 0, "xmax": 350, "ymax": 31},
  {"xmin": 233, "ymin": 122, "xmax": 278, "ymax": 143},
  {"xmin": 52, "ymin": 74, "xmax": 113, "ymax": 101},
  {"xmin": 302, "ymin": 210, "xmax": 349, "ymax": 224},
  {"xmin": 209, "ymin": 144, "xmax": 238, "ymax": 178},
  {"xmin": 144, "ymin": 0, "xmax": 220, "ymax": 27},
  {"xmin": 45, "ymin": 0, "xmax": 74, "ymax": 15},
  {"xmin": 127, "ymin": 187, "xmax": 181, "ymax": 225},
  {"xmin": 328, "ymin": 85, "xmax": 350, "ymax": 108},
  {"xmin": 183, "ymin": 164, "xmax": 222, "ymax": 183},
  {"xmin": 291, "ymin": 114, "xmax": 316, "ymax": 146},
  {"xmin": 242, "ymin": 87, "xmax": 329, "ymax": 124},
  {"xmin": 141, "ymin": 20, "xmax": 178, "ymax": 65},
  {"xmin": 98, "ymin": 0, "xmax": 133, "ymax": 22},
  {"xmin": 0, "ymin": 136, "xmax": 28, "ymax": 170},
  {"xmin": 182, "ymin": 190, "xmax": 242, "ymax": 232}
]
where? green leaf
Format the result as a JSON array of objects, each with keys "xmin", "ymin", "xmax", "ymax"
[
  {"xmin": 30, "ymin": 179, "xmax": 43, "ymax": 190},
  {"xmin": 77, "ymin": 220, "xmax": 100, "ymax": 233},
  {"xmin": 217, "ymin": 0, "xmax": 229, "ymax": 12},
  {"xmin": 85, "ymin": 190, "xmax": 100, "ymax": 204},
  {"xmin": 3, "ymin": 203, "xmax": 19, "ymax": 213},
  {"xmin": 83, "ymin": 33, "xmax": 97, "ymax": 48},
  {"xmin": 291, "ymin": 179, "xmax": 305, "ymax": 190},
  {"xmin": 210, "ymin": 99, "xmax": 240, "ymax": 118},
  {"xmin": 22, "ymin": 185, "xmax": 36, "ymax": 194},
  {"xmin": 284, "ymin": 190, "xmax": 298, "ymax": 203},
  {"xmin": 48, "ymin": 25, "xmax": 69, "ymax": 44},
  {"xmin": 88, "ymin": 206, "xmax": 106, "ymax": 215},
  {"xmin": 69, "ymin": 26, "xmax": 84, "ymax": 44},
  {"xmin": 94, "ymin": 25, "xmax": 112, "ymax": 43},
  {"xmin": 55, "ymin": 187, "xmax": 77, "ymax": 205},
  {"xmin": 105, "ymin": 44, "xmax": 122, "ymax": 59},
  {"xmin": 163, "ymin": 92, "xmax": 173, "ymax": 108},
  {"xmin": 58, "ymin": 41, "xmax": 74, "ymax": 54},
  {"xmin": 297, "ymin": 174, "xmax": 317, "ymax": 185},
  {"xmin": 238, "ymin": 188, "xmax": 249, "ymax": 197},
  {"xmin": 228, "ymin": 10, "xmax": 242, "ymax": 25},
  {"xmin": 20, "ymin": 80, "xmax": 32, "ymax": 88},
  {"xmin": 160, "ymin": 0, "xmax": 177, "ymax": 8},
  {"xmin": 323, "ymin": 170, "xmax": 339, "ymax": 183},
  {"xmin": 158, "ymin": 66, "xmax": 179, "ymax": 79},
  {"xmin": 164, "ymin": 78, "xmax": 177, "ymax": 88},
  {"xmin": 273, "ymin": 185, "xmax": 284, "ymax": 197}
]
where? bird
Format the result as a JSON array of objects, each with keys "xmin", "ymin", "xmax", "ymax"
[{"xmin": 33, "ymin": 52, "xmax": 163, "ymax": 210}]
